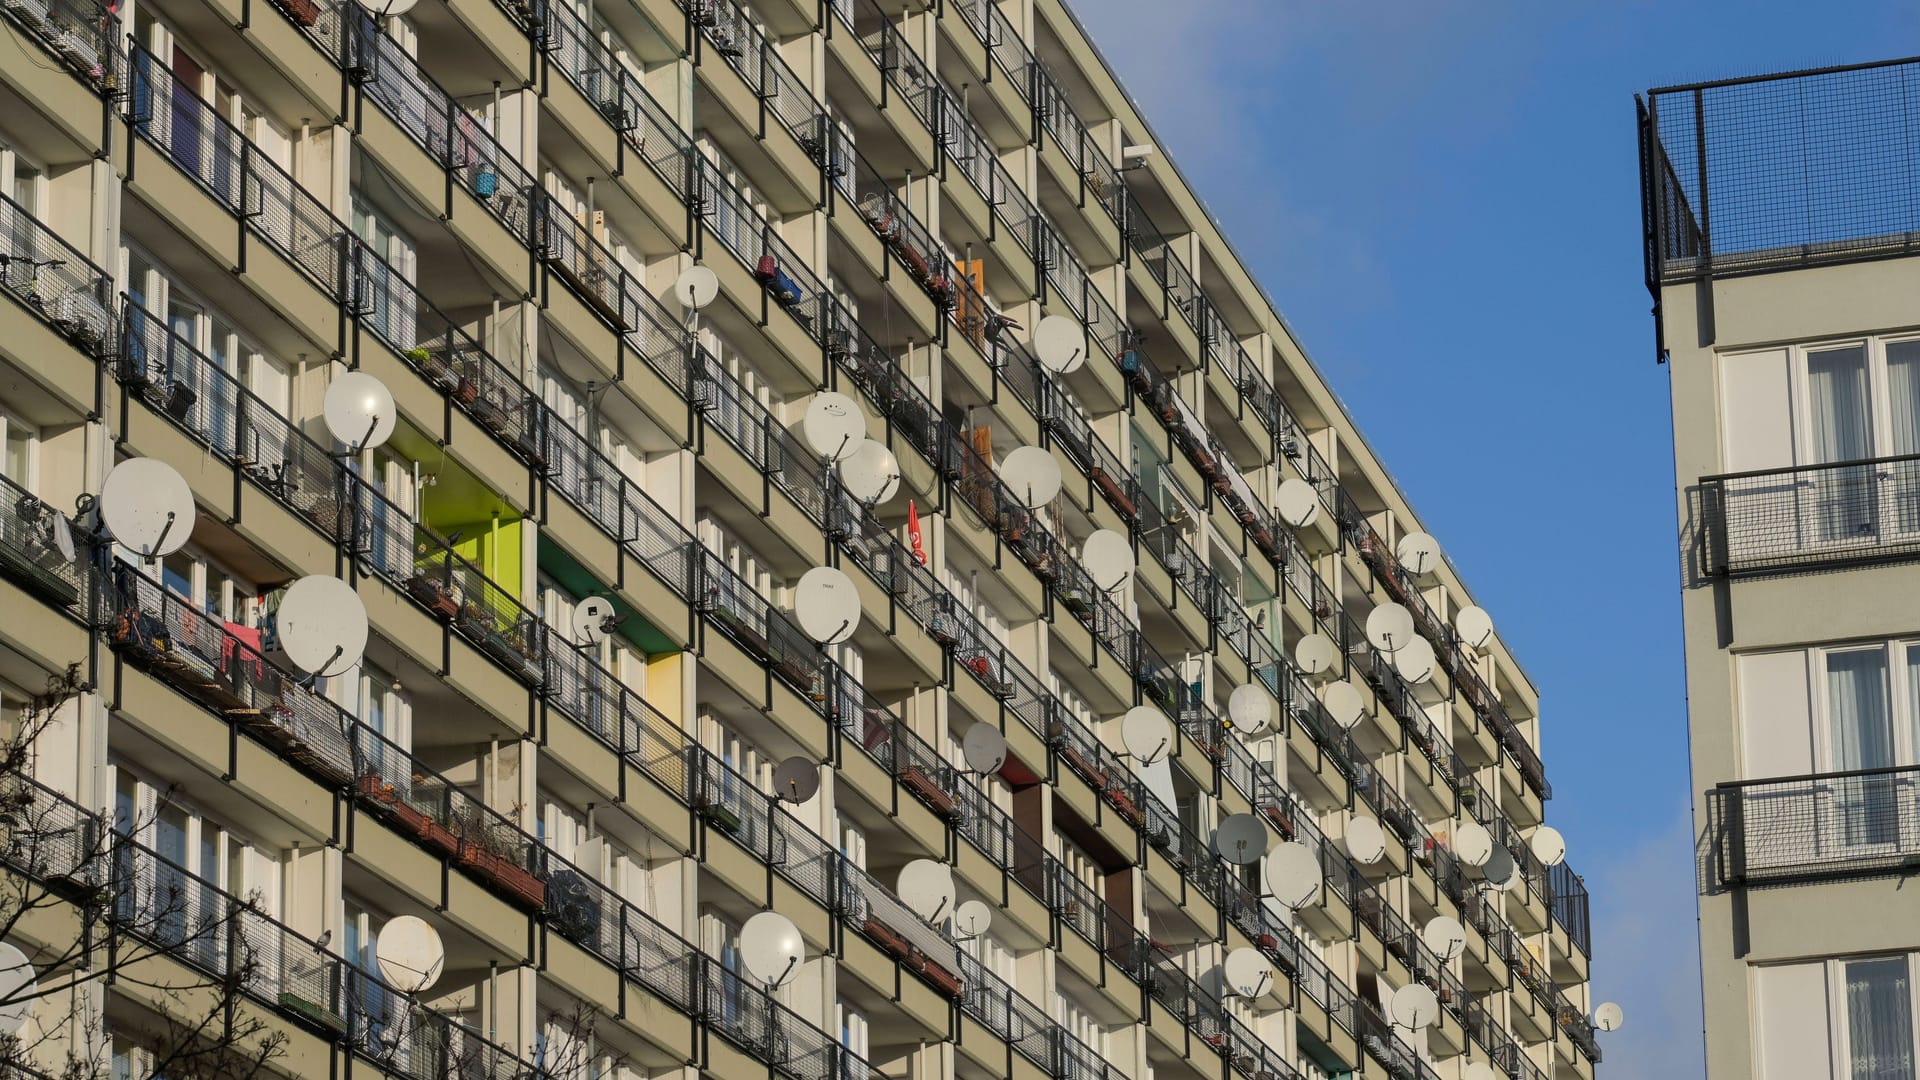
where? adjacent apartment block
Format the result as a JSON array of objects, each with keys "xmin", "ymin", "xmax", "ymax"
[
  {"xmin": 1641, "ymin": 56, "xmax": 1920, "ymax": 1080},
  {"xmin": 0, "ymin": 0, "xmax": 1594, "ymax": 1077}
]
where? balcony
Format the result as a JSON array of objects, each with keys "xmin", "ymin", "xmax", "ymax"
[
  {"xmin": 0, "ymin": 472, "xmax": 91, "ymax": 611},
  {"xmin": 1697, "ymin": 452, "xmax": 1920, "ymax": 577},
  {"xmin": 0, "ymin": 192, "xmax": 116, "ymax": 360},
  {"xmin": 1709, "ymin": 763, "xmax": 1920, "ymax": 888}
]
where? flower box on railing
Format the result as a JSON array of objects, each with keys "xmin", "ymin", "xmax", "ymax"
[
  {"xmin": 271, "ymin": 0, "xmax": 321, "ymax": 26},
  {"xmin": 896, "ymin": 764, "xmax": 956, "ymax": 819},
  {"xmin": 919, "ymin": 956, "xmax": 963, "ymax": 999},
  {"xmin": 278, "ymin": 987, "xmax": 348, "ymax": 1034},
  {"xmin": 696, "ymin": 799, "xmax": 741, "ymax": 835},
  {"xmin": 706, "ymin": 603, "xmax": 770, "ymax": 659},
  {"xmin": 863, "ymin": 917, "xmax": 911, "ymax": 960},
  {"xmin": 458, "ymin": 839, "xmax": 547, "ymax": 909},
  {"xmin": 1259, "ymin": 804, "xmax": 1294, "ymax": 839},
  {"xmin": 406, "ymin": 574, "xmax": 461, "ymax": 620},
  {"xmin": 1089, "ymin": 467, "xmax": 1137, "ymax": 520}
]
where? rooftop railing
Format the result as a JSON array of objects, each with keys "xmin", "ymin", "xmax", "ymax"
[{"xmin": 1698, "ymin": 452, "xmax": 1920, "ymax": 577}]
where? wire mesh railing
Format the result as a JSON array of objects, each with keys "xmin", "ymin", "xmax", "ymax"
[
  {"xmin": 0, "ymin": 471, "xmax": 93, "ymax": 611},
  {"xmin": 0, "ymin": 0, "xmax": 119, "ymax": 89},
  {"xmin": 1698, "ymin": 451, "xmax": 1920, "ymax": 576},
  {"xmin": 0, "ymin": 192, "xmax": 116, "ymax": 359},
  {"xmin": 673, "ymin": 0, "xmax": 822, "ymax": 155},
  {"xmin": 1709, "ymin": 763, "xmax": 1920, "ymax": 887}
]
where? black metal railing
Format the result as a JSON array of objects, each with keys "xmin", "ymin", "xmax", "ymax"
[
  {"xmin": 1710, "ymin": 763, "xmax": 1920, "ymax": 887},
  {"xmin": 0, "ymin": 192, "xmax": 116, "ymax": 358},
  {"xmin": 1698, "ymin": 452, "xmax": 1920, "ymax": 576},
  {"xmin": 0, "ymin": 471, "xmax": 92, "ymax": 611}
]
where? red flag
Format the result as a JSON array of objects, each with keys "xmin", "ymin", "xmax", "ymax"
[{"xmin": 908, "ymin": 500, "xmax": 926, "ymax": 565}]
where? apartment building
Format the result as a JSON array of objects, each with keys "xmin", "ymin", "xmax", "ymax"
[
  {"xmin": 1640, "ymin": 57, "xmax": 1920, "ymax": 1080},
  {"xmin": 0, "ymin": 0, "xmax": 1594, "ymax": 1076}
]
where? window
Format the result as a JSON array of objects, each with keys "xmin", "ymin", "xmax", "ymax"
[
  {"xmin": 1, "ymin": 408, "xmax": 36, "ymax": 491},
  {"xmin": 1756, "ymin": 955, "xmax": 1920, "ymax": 1079},
  {"xmin": 351, "ymin": 197, "xmax": 417, "ymax": 347}
]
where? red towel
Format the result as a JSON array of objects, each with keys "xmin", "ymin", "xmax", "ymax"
[{"xmin": 222, "ymin": 622, "xmax": 264, "ymax": 683}]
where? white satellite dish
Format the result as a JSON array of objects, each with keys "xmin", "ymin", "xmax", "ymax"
[
  {"xmin": 961, "ymin": 724, "xmax": 1008, "ymax": 774},
  {"xmin": 1463, "ymin": 1063, "xmax": 1499, "ymax": 1080},
  {"xmin": 275, "ymin": 575, "xmax": 369, "ymax": 678},
  {"xmin": 1346, "ymin": 817, "xmax": 1387, "ymax": 865},
  {"xmin": 1454, "ymin": 605, "xmax": 1494, "ymax": 651},
  {"xmin": 1422, "ymin": 916, "xmax": 1467, "ymax": 962},
  {"xmin": 1531, "ymin": 825, "xmax": 1567, "ymax": 867},
  {"xmin": 1226, "ymin": 684, "xmax": 1271, "ymax": 735},
  {"xmin": 374, "ymin": 915, "xmax": 444, "ymax": 993},
  {"xmin": 1213, "ymin": 813, "xmax": 1269, "ymax": 865},
  {"xmin": 841, "ymin": 439, "xmax": 901, "ymax": 504},
  {"xmin": 952, "ymin": 899, "xmax": 993, "ymax": 941},
  {"xmin": 673, "ymin": 265, "xmax": 720, "ymax": 310},
  {"xmin": 897, "ymin": 859, "xmax": 956, "ymax": 924},
  {"xmin": 1032, "ymin": 315, "xmax": 1086, "ymax": 375},
  {"xmin": 1294, "ymin": 633, "xmax": 1339, "ymax": 678},
  {"xmin": 1594, "ymin": 1002, "xmax": 1624, "ymax": 1032},
  {"xmin": 1483, "ymin": 842, "xmax": 1518, "ymax": 891},
  {"xmin": 740, "ymin": 911, "xmax": 805, "ymax": 989},
  {"xmin": 1275, "ymin": 478, "xmax": 1320, "ymax": 529},
  {"xmin": 571, "ymin": 595, "xmax": 618, "ymax": 646},
  {"xmin": 999, "ymin": 446, "xmax": 1062, "ymax": 509},
  {"xmin": 1082, "ymin": 530, "xmax": 1135, "ymax": 593},
  {"xmin": 802, "ymin": 392, "xmax": 865, "ymax": 462},
  {"xmin": 794, "ymin": 566, "xmax": 860, "ymax": 645},
  {"xmin": 323, "ymin": 371, "xmax": 397, "ymax": 453},
  {"xmin": 1120, "ymin": 705, "xmax": 1173, "ymax": 765},
  {"xmin": 1393, "ymin": 637, "xmax": 1436, "ymax": 685},
  {"xmin": 1263, "ymin": 842, "xmax": 1320, "ymax": 909},
  {"xmin": 102, "ymin": 458, "xmax": 195, "ymax": 560},
  {"xmin": 356, "ymin": 0, "xmax": 419, "ymax": 16},
  {"xmin": 47, "ymin": 509, "xmax": 76, "ymax": 563},
  {"xmin": 1223, "ymin": 947, "xmax": 1275, "ymax": 999},
  {"xmin": 772, "ymin": 757, "xmax": 820, "ymax": 804},
  {"xmin": 1322, "ymin": 680, "xmax": 1365, "ymax": 730},
  {"xmin": 0, "ymin": 941, "xmax": 38, "ymax": 1035},
  {"xmin": 1453, "ymin": 820, "xmax": 1494, "ymax": 868},
  {"xmin": 1390, "ymin": 983, "xmax": 1440, "ymax": 1030},
  {"xmin": 1365, "ymin": 604, "xmax": 1415, "ymax": 653},
  {"xmin": 1397, "ymin": 532, "xmax": 1442, "ymax": 576}
]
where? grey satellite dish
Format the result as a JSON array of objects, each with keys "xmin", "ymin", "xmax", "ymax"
[
  {"xmin": 0, "ymin": 941, "xmax": 37, "ymax": 1035},
  {"xmin": 1365, "ymin": 603, "xmax": 1415, "ymax": 653},
  {"xmin": 1263, "ymin": 842, "xmax": 1320, "ymax": 909},
  {"xmin": 952, "ymin": 899, "xmax": 992, "ymax": 941},
  {"xmin": 1397, "ymin": 531, "xmax": 1442, "ymax": 576},
  {"xmin": 1453, "ymin": 821, "xmax": 1494, "ymax": 868},
  {"xmin": 323, "ymin": 371, "xmax": 397, "ymax": 453},
  {"xmin": 1346, "ymin": 816, "xmax": 1387, "ymax": 865},
  {"xmin": 1294, "ymin": 634, "xmax": 1338, "ymax": 678},
  {"xmin": 375, "ymin": 915, "xmax": 444, "ymax": 993},
  {"xmin": 1390, "ymin": 983, "xmax": 1440, "ymax": 1030},
  {"xmin": 102, "ymin": 458, "xmax": 195, "ymax": 560},
  {"xmin": 275, "ymin": 575, "xmax": 369, "ymax": 678},
  {"xmin": 741, "ymin": 911, "xmax": 805, "ymax": 989},
  {"xmin": 1482, "ymin": 842, "xmax": 1517, "ymax": 890},
  {"xmin": 841, "ymin": 439, "xmax": 901, "ymax": 505},
  {"xmin": 1226, "ymin": 684, "xmax": 1271, "ymax": 735},
  {"xmin": 794, "ymin": 566, "xmax": 860, "ymax": 645},
  {"xmin": 1120, "ymin": 705, "xmax": 1173, "ymax": 765},
  {"xmin": 772, "ymin": 756, "xmax": 819, "ymax": 803},
  {"xmin": 1594, "ymin": 1002, "xmax": 1624, "ymax": 1032},
  {"xmin": 1032, "ymin": 315, "xmax": 1086, "ymax": 375},
  {"xmin": 1422, "ymin": 916, "xmax": 1466, "ymax": 962},
  {"xmin": 48, "ymin": 509, "xmax": 76, "ymax": 563},
  {"xmin": 1530, "ymin": 825, "xmax": 1567, "ymax": 867},
  {"xmin": 897, "ymin": 859, "xmax": 956, "ymax": 924},
  {"xmin": 1454, "ymin": 605, "xmax": 1494, "ymax": 650},
  {"xmin": 961, "ymin": 724, "xmax": 1008, "ymax": 774},
  {"xmin": 673, "ymin": 265, "xmax": 720, "ymax": 310},
  {"xmin": 572, "ymin": 595, "xmax": 618, "ymax": 646},
  {"xmin": 1223, "ymin": 947, "xmax": 1274, "ymax": 999},
  {"xmin": 1322, "ymin": 680, "xmax": 1365, "ymax": 730},
  {"xmin": 1275, "ymin": 478, "xmax": 1320, "ymax": 529},
  {"xmin": 802, "ymin": 392, "xmax": 865, "ymax": 463},
  {"xmin": 1393, "ymin": 637, "xmax": 1436, "ymax": 685},
  {"xmin": 1000, "ymin": 446, "xmax": 1062, "ymax": 509},
  {"xmin": 357, "ymin": 0, "xmax": 419, "ymax": 16},
  {"xmin": 1082, "ymin": 529, "xmax": 1134, "ymax": 593},
  {"xmin": 1214, "ymin": 813, "xmax": 1269, "ymax": 865}
]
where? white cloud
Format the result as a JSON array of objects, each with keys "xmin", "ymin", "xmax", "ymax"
[{"xmin": 1586, "ymin": 808, "xmax": 1707, "ymax": 1077}]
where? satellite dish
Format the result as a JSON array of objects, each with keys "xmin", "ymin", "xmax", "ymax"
[
  {"xmin": 1463, "ymin": 1063, "xmax": 1499, "ymax": 1080},
  {"xmin": 1594, "ymin": 1002, "xmax": 1624, "ymax": 1032},
  {"xmin": 357, "ymin": 0, "xmax": 419, "ymax": 16},
  {"xmin": 961, "ymin": 724, "xmax": 1008, "ymax": 774},
  {"xmin": 1390, "ymin": 983, "xmax": 1440, "ymax": 1030},
  {"xmin": 1226, "ymin": 684, "xmax": 1271, "ymax": 735},
  {"xmin": 1454, "ymin": 605, "xmax": 1494, "ymax": 650},
  {"xmin": 1120, "ymin": 706, "xmax": 1172, "ymax": 765},
  {"xmin": 275, "ymin": 575, "xmax": 369, "ymax": 678},
  {"xmin": 794, "ymin": 566, "xmax": 860, "ymax": 645},
  {"xmin": 1082, "ymin": 530, "xmax": 1134, "ymax": 593},
  {"xmin": 1483, "ymin": 842, "xmax": 1518, "ymax": 890},
  {"xmin": 323, "ymin": 371, "xmax": 397, "ymax": 453},
  {"xmin": 0, "ymin": 941, "xmax": 37, "ymax": 1035},
  {"xmin": 1422, "ymin": 916, "xmax": 1466, "ymax": 962},
  {"xmin": 897, "ymin": 859, "xmax": 956, "ymax": 924},
  {"xmin": 1223, "ymin": 947, "xmax": 1275, "ymax": 999},
  {"xmin": 1032, "ymin": 315, "xmax": 1086, "ymax": 375},
  {"xmin": 1262, "ymin": 842, "xmax": 1320, "ymax": 909},
  {"xmin": 1393, "ymin": 637, "xmax": 1436, "ymax": 684},
  {"xmin": 740, "ymin": 911, "xmax": 805, "ymax": 989},
  {"xmin": 1365, "ymin": 604, "xmax": 1415, "ymax": 652},
  {"xmin": 375, "ymin": 915, "xmax": 445, "ymax": 993},
  {"xmin": 1531, "ymin": 825, "xmax": 1567, "ymax": 867},
  {"xmin": 1275, "ymin": 478, "xmax": 1320, "ymax": 529},
  {"xmin": 772, "ymin": 757, "xmax": 820, "ymax": 804},
  {"xmin": 952, "ymin": 899, "xmax": 993, "ymax": 941},
  {"xmin": 1346, "ymin": 817, "xmax": 1387, "ymax": 865},
  {"xmin": 571, "ymin": 595, "xmax": 618, "ymax": 646},
  {"xmin": 1213, "ymin": 813, "xmax": 1269, "ymax": 865},
  {"xmin": 1453, "ymin": 821, "xmax": 1494, "ymax": 867},
  {"xmin": 48, "ymin": 510, "xmax": 76, "ymax": 563},
  {"xmin": 1322, "ymin": 680, "xmax": 1365, "ymax": 729},
  {"xmin": 1294, "ymin": 634, "xmax": 1339, "ymax": 678},
  {"xmin": 674, "ymin": 265, "xmax": 720, "ymax": 310},
  {"xmin": 1000, "ymin": 446, "xmax": 1062, "ymax": 509},
  {"xmin": 102, "ymin": 458, "xmax": 195, "ymax": 560},
  {"xmin": 1397, "ymin": 531, "xmax": 1442, "ymax": 576},
  {"xmin": 803, "ymin": 392, "xmax": 865, "ymax": 463},
  {"xmin": 841, "ymin": 439, "xmax": 901, "ymax": 504}
]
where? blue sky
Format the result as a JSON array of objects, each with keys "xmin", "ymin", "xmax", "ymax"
[{"xmin": 1077, "ymin": 1, "xmax": 1916, "ymax": 1075}]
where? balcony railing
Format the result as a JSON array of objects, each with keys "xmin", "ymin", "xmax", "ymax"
[
  {"xmin": 1710, "ymin": 763, "xmax": 1920, "ymax": 887},
  {"xmin": 1698, "ymin": 452, "xmax": 1920, "ymax": 577},
  {"xmin": 0, "ymin": 0, "xmax": 119, "ymax": 90},
  {"xmin": 0, "ymin": 192, "xmax": 116, "ymax": 359},
  {"xmin": 0, "ymin": 471, "xmax": 92, "ymax": 612}
]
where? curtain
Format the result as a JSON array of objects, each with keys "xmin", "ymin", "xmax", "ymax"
[
  {"xmin": 1830, "ymin": 649, "xmax": 1896, "ymax": 847},
  {"xmin": 1889, "ymin": 342, "xmax": 1920, "ymax": 531},
  {"xmin": 1810, "ymin": 346, "xmax": 1874, "ymax": 541},
  {"xmin": 1848, "ymin": 957, "xmax": 1915, "ymax": 1080}
]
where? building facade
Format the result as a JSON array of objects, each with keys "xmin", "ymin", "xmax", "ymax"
[
  {"xmin": 0, "ymin": 0, "xmax": 1593, "ymax": 1077},
  {"xmin": 1641, "ymin": 56, "xmax": 1920, "ymax": 1080}
]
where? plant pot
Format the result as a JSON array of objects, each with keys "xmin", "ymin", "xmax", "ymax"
[{"xmin": 896, "ymin": 765, "xmax": 957, "ymax": 819}]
